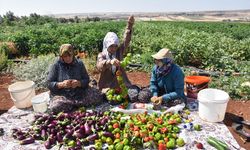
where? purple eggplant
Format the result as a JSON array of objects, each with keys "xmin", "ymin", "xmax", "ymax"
[
  {"xmin": 48, "ymin": 123, "xmax": 56, "ymax": 129},
  {"xmin": 34, "ymin": 114, "xmax": 43, "ymax": 120},
  {"xmin": 84, "ymin": 123, "xmax": 92, "ymax": 135},
  {"xmin": 20, "ymin": 137, "xmax": 35, "ymax": 145},
  {"xmin": 41, "ymin": 129, "xmax": 47, "ymax": 140},
  {"xmin": 102, "ymin": 131, "xmax": 114, "ymax": 139},
  {"xmin": 66, "ymin": 125, "xmax": 73, "ymax": 129},
  {"xmin": 86, "ymin": 133, "xmax": 99, "ymax": 142},
  {"xmin": 44, "ymin": 140, "xmax": 52, "ymax": 149},
  {"xmin": 73, "ymin": 130, "xmax": 84, "ymax": 139},
  {"xmin": 12, "ymin": 133, "xmax": 17, "ymax": 139},
  {"xmin": 35, "ymin": 134, "xmax": 43, "ymax": 140},
  {"xmin": 56, "ymin": 132, "xmax": 63, "ymax": 143},
  {"xmin": 48, "ymin": 135, "xmax": 56, "ymax": 145},
  {"xmin": 11, "ymin": 128, "xmax": 19, "ymax": 133},
  {"xmin": 17, "ymin": 134, "xmax": 26, "ymax": 140},
  {"xmin": 99, "ymin": 118, "xmax": 108, "ymax": 126},
  {"xmin": 76, "ymin": 139, "xmax": 82, "ymax": 147}
]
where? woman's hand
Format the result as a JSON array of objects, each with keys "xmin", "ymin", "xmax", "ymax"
[
  {"xmin": 151, "ymin": 96, "xmax": 158, "ymax": 103},
  {"xmin": 57, "ymin": 80, "xmax": 72, "ymax": 89},
  {"xmin": 154, "ymin": 97, "xmax": 163, "ymax": 105},
  {"xmin": 151, "ymin": 96, "xmax": 163, "ymax": 105},
  {"xmin": 128, "ymin": 16, "xmax": 135, "ymax": 26},
  {"xmin": 71, "ymin": 80, "xmax": 81, "ymax": 88},
  {"xmin": 110, "ymin": 58, "xmax": 120, "ymax": 67}
]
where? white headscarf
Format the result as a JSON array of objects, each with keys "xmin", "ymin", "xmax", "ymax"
[{"xmin": 102, "ymin": 32, "xmax": 119, "ymax": 74}]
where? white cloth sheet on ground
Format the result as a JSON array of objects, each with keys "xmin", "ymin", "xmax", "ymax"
[{"xmin": 0, "ymin": 101, "xmax": 244, "ymax": 150}]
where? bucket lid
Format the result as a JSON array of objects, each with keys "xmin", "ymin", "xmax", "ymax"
[
  {"xmin": 198, "ymin": 88, "xmax": 229, "ymax": 104},
  {"xmin": 185, "ymin": 76, "xmax": 210, "ymax": 85},
  {"xmin": 31, "ymin": 96, "xmax": 47, "ymax": 104},
  {"xmin": 8, "ymin": 81, "xmax": 35, "ymax": 93}
]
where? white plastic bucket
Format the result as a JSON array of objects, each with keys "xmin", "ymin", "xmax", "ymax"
[
  {"xmin": 198, "ymin": 88, "xmax": 229, "ymax": 122},
  {"xmin": 31, "ymin": 95, "xmax": 48, "ymax": 113},
  {"xmin": 8, "ymin": 81, "xmax": 35, "ymax": 108}
]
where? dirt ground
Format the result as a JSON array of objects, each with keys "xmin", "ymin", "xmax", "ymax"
[{"xmin": 0, "ymin": 72, "xmax": 249, "ymax": 149}]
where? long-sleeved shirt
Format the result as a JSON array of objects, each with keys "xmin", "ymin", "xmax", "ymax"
[
  {"xmin": 96, "ymin": 25, "xmax": 133, "ymax": 90},
  {"xmin": 150, "ymin": 64, "xmax": 186, "ymax": 102},
  {"xmin": 47, "ymin": 58, "xmax": 90, "ymax": 100}
]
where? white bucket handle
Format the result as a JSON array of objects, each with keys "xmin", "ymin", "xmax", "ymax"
[{"xmin": 10, "ymin": 84, "xmax": 35, "ymax": 102}]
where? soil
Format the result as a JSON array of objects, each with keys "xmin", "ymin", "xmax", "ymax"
[{"xmin": 0, "ymin": 72, "xmax": 249, "ymax": 149}]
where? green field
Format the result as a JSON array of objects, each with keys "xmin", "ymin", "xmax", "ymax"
[{"xmin": 0, "ymin": 19, "xmax": 249, "ymax": 100}]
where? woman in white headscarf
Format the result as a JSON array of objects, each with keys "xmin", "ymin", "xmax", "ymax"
[
  {"xmin": 97, "ymin": 16, "xmax": 134, "ymax": 90},
  {"xmin": 97, "ymin": 16, "xmax": 152, "ymax": 103}
]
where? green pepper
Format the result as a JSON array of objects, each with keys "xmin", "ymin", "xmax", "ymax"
[
  {"xmin": 104, "ymin": 111, "xmax": 110, "ymax": 116},
  {"xmin": 167, "ymin": 139, "xmax": 176, "ymax": 149},
  {"xmin": 115, "ymin": 142, "xmax": 124, "ymax": 150},
  {"xmin": 154, "ymin": 133, "xmax": 162, "ymax": 141},
  {"xmin": 112, "ymin": 128, "xmax": 120, "ymax": 134},
  {"xmin": 194, "ymin": 124, "xmax": 202, "ymax": 131},
  {"xmin": 152, "ymin": 126, "xmax": 158, "ymax": 133},
  {"xmin": 123, "ymin": 138, "xmax": 129, "ymax": 145},
  {"xmin": 60, "ymin": 119, "xmax": 69, "ymax": 126},
  {"xmin": 123, "ymin": 145, "xmax": 132, "ymax": 150},
  {"xmin": 101, "ymin": 136, "xmax": 107, "ymax": 143},
  {"xmin": 106, "ymin": 137, "xmax": 113, "ymax": 145},
  {"xmin": 67, "ymin": 140, "xmax": 76, "ymax": 147},
  {"xmin": 113, "ymin": 139, "xmax": 120, "ymax": 144},
  {"xmin": 176, "ymin": 138, "xmax": 185, "ymax": 147},
  {"xmin": 108, "ymin": 145, "xmax": 114, "ymax": 150},
  {"xmin": 95, "ymin": 141, "xmax": 102, "ymax": 150},
  {"xmin": 173, "ymin": 126, "xmax": 180, "ymax": 133},
  {"xmin": 108, "ymin": 125, "xmax": 113, "ymax": 132}
]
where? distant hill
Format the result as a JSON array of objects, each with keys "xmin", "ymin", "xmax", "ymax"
[{"xmin": 50, "ymin": 9, "xmax": 250, "ymax": 22}]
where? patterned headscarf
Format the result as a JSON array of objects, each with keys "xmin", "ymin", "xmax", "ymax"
[
  {"xmin": 102, "ymin": 32, "xmax": 119, "ymax": 74},
  {"xmin": 156, "ymin": 58, "xmax": 173, "ymax": 77},
  {"xmin": 59, "ymin": 44, "xmax": 74, "ymax": 56}
]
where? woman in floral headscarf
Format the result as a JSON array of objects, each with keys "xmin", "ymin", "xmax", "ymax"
[
  {"xmin": 150, "ymin": 48, "xmax": 186, "ymax": 107},
  {"xmin": 47, "ymin": 44, "xmax": 103, "ymax": 113},
  {"xmin": 97, "ymin": 16, "xmax": 152, "ymax": 103}
]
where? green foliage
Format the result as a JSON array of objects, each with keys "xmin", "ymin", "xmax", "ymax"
[
  {"xmin": 209, "ymin": 75, "xmax": 250, "ymax": 100},
  {"xmin": 0, "ymin": 21, "xmax": 125, "ymax": 56},
  {"xmin": 0, "ymin": 46, "xmax": 8, "ymax": 71},
  {"xmin": 12, "ymin": 54, "xmax": 56, "ymax": 89}
]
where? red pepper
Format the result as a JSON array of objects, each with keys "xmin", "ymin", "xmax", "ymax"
[
  {"xmin": 157, "ymin": 118, "xmax": 163, "ymax": 124},
  {"xmin": 147, "ymin": 124, "xmax": 154, "ymax": 130},
  {"xmin": 133, "ymin": 126, "xmax": 139, "ymax": 131},
  {"xmin": 144, "ymin": 137, "xmax": 150, "ymax": 142},
  {"xmin": 168, "ymin": 120, "xmax": 176, "ymax": 125},
  {"xmin": 158, "ymin": 143, "xmax": 166, "ymax": 150},
  {"xmin": 161, "ymin": 127, "xmax": 168, "ymax": 134},
  {"xmin": 113, "ymin": 123, "xmax": 119, "ymax": 129},
  {"xmin": 119, "ymin": 105, "xmax": 125, "ymax": 109}
]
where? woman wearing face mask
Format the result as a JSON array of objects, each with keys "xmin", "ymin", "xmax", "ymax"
[
  {"xmin": 150, "ymin": 48, "xmax": 186, "ymax": 107},
  {"xmin": 97, "ymin": 16, "xmax": 152, "ymax": 103},
  {"xmin": 47, "ymin": 44, "xmax": 102, "ymax": 113}
]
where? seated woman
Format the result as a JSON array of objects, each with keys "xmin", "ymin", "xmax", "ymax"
[
  {"xmin": 150, "ymin": 48, "xmax": 186, "ymax": 107},
  {"xmin": 96, "ymin": 16, "xmax": 151, "ymax": 103},
  {"xmin": 47, "ymin": 44, "xmax": 102, "ymax": 113}
]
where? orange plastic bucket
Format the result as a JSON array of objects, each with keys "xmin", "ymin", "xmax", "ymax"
[{"xmin": 185, "ymin": 76, "xmax": 210, "ymax": 99}]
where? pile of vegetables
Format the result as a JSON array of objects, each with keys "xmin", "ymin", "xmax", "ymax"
[
  {"xmin": 12, "ymin": 110, "xmax": 112, "ymax": 149},
  {"xmin": 11, "ymin": 110, "xmax": 188, "ymax": 149},
  {"xmin": 105, "ymin": 53, "xmax": 132, "ymax": 108}
]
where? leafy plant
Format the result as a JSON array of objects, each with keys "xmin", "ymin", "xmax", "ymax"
[
  {"xmin": 0, "ymin": 45, "xmax": 8, "ymax": 71},
  {"xmin": 12, "ymin": 54, "xmax": 56, "ymax": 89}
]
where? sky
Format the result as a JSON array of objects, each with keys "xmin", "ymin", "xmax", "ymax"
[{"xmin": 0, "ymin": 0, "xmax": 250, "ymax": 16}]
